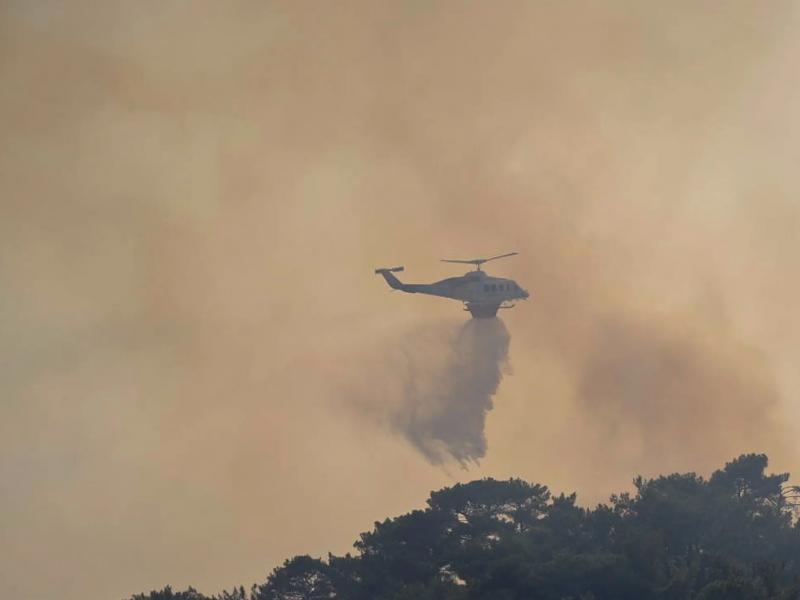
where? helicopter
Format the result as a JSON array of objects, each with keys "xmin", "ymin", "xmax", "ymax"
[{"xmin": 375, "ymin": 252, "xmax": 530, "ymax": 318}]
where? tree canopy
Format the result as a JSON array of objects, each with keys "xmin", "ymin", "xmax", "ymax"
[{"xmin": 128, "ymin": 454, "xmax": 800, "ymax": 600}]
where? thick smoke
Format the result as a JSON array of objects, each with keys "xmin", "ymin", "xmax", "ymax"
[
  {"xmin": 2, "ymin": 3, "xmax": 800, "ymax": 600},
  {"xmin": 339, "ymin": 319, "xmax": 510, "ymax": 467},
  {"xmin": 570, "ymin": 314, "xmax": 786, "ymax": 479},
  {"xmin": 381, "ymin": 319, "xmax": 510, "ymax": 466}
]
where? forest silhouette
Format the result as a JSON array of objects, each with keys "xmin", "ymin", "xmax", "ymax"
[{"xmin": 128, "ymin": 453, "xmax": 800, "ymax": 600}]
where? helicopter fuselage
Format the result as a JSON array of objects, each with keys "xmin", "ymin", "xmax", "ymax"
[{"xmin": 375, "ymin": 267, "xmax": 529, "ymax": 318}]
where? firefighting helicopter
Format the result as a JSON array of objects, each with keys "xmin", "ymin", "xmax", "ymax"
[{"xmin": 374, "ymin": 252, "xmax": 529, "ymax": 318}]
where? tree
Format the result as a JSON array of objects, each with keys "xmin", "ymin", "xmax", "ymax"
[
  {"xmin": 130, "ymin": 586, "xmax": 210, "ymax": 600},
  {"xmin": 127, "ymin": 454, "xmax": 800, "ymax": 600},
  {"xmin": 254, "ymin": 556, "xmax": 336, "ymax": 600}
]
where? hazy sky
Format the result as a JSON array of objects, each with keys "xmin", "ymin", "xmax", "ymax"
[{"xmin": 2, "ymin": 2, "xmax": 799, "ymax": 599}]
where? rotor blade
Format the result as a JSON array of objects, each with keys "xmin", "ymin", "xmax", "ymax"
[
  {"xmin": 483, "ymin": 252, "xmax": 519, "ymax": 262},
  {"xmin": 441, "ymin": 252, "xmax": 518, "ymax": 265},
  {"xmin": 441, "ymin": 258, "xmax": 482, "ymax": 264}
]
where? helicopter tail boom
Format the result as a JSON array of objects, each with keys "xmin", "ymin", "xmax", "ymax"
[{"xmin": 374, "ymin": 266, "xmax": 406, "ymax": 291}]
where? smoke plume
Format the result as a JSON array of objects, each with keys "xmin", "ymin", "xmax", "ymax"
[
  {"xmin": 569, "ymin": 313, "xmax": 786, "ymax": 480},
  {"xmin": 361, "ymin": 319, "xmax": 511, "ymax": 466},
  {"xmin": 2, "ymin": 3, "xmax": 800, "ymax": 600}
]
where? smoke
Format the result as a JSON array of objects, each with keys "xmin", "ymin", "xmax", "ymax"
[
  {"xmin": 568, "ymin": 313, "xmax": 786, "ymax": 480},
  {"xmin": 353, "ymin": 319, "xmax": 510, "ymax": 467},
  {"xmin": 2, "ymin": 2, "xmax": 800, "ymax": 600}
]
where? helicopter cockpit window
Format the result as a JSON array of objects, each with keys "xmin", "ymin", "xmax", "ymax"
[{"xmin": 491, "ymin": 284, "xmax": 497, "ymax": 292}]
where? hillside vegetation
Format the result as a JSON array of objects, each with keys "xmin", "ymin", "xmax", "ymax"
[{"xmin": 129, "ymin": 454, "xmax": 800, "ymax": 600}]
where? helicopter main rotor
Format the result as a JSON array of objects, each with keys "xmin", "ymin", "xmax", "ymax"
[{"xmin": 441, "ymin": 251, "xmax": 518, "ymax": 271}]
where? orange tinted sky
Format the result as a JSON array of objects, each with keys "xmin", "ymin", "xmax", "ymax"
[{"xmin": 1, "ymin": 2, "xmax": 799, "ymax": 599}]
